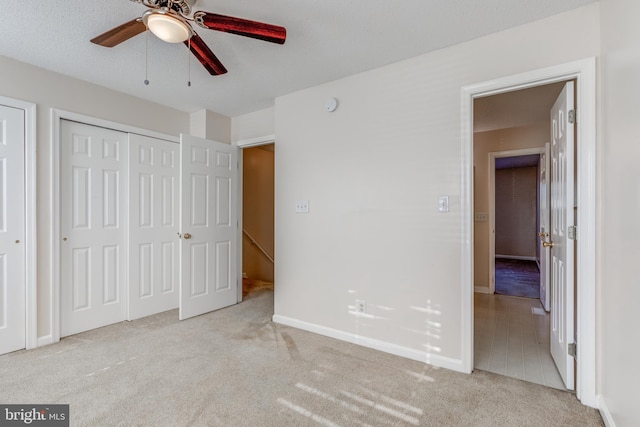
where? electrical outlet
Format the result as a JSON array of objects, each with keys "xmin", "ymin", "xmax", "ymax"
[{"xmin": 355, "ymin": 299, "xmax": 366, "ymax": 314}]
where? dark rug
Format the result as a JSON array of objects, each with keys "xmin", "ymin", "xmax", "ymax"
[{"xmin": 495, "ymin": 258, "xmax": 540, "ymax": 299}]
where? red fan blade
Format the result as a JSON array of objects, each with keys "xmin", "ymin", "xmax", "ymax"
[
  {"xmin": 185, "ymin": 33, "xmax": 228, "ymax": 76},
  {"xmin": 194, "ymin": 12, "xmax": 286, "ymax": 44},
  {"xmin": 90, "ymin": 18, "xmax": 146, "ymax": 47}
]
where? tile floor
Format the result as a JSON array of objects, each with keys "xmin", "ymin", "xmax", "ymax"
[{"xmin": 474, "ymin": 292, "xmax": 566, "ymax": 390}]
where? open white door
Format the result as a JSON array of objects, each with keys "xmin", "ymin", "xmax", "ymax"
[
  {"xmin": 0, "ymin": 104, "xmax": 25, "ymax": 354},
  {"xmin": 548, "ymin": 82, "xmax": 575, "ymax": 390},
  {"xmin": 180, "ymin": 134, "xmax": 238, "ymax": 320},
  {"xmin": 539, "ymin": 142, "xmax": 551, "ymax": 311}
]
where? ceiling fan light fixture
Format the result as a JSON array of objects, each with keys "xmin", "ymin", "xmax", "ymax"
[{"xmin": 144, "ymin": 11, "xmax": 191, "ymax": 43}]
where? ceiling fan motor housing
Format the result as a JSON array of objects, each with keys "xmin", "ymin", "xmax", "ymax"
[{"xmin": 133, "ymin": 0, "xmax": 194, "ymax": 17}]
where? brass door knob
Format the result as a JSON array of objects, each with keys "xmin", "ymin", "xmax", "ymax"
[
  {"xmin": 542, "ymin": 241, "xmax": 554, "ymax": 248},
  {"xmin": 183, "ymin": 233, "xmax": 192, "ymax": 240}
]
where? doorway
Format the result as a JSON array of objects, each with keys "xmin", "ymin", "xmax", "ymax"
[
  {"xmin": 494, "ymin": 155, "xmax": 541, "ymax": 299},
  {"xmin": 473, "ymin": 84, "xmax": 565, "ymax": 389},
  {"xmin": 241, "ymin": 144, "xmax": 275, "ymax": 301},
  {"xmin": 462, "ymin": 58, "xmax": 598, "ymax": 406}
]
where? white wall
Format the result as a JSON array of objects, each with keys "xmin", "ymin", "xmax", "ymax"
[
  {"xmin": 231, "ymin": 107, "xmax": 275, "ymax": 143},
  {"xmin": 272, "ymin": 4, "xmax": 600, "ymax": 368},
  {"xmin": 190, "ymin": 109, "xmax": 231, "ymax": 144},
  {"xmin": 0, "ymin": 55, "xmax": 190, "ymax": 340},
  {"xmin": 599, "ymin": 0, "xmax": 640, "ymax": 425}
]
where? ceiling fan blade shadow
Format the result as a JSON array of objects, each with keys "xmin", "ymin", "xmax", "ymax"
[
  {"xmin": 194, "ymin": 12, "xmax": 286, "ymax": 44},
  {"xmin": 185, "ymin": 33, "xmax": 228, "ymax": 76},
  {"xmin": 91, "ymin": 18, "xmax": 146, "ymax": 47}
]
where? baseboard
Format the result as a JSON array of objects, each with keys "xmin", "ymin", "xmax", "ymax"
[
  {"xmin": 37, "ymin": 334, "xmax": 55, "ymax": 348},
  {"xmin": 272, "ymin": 314, "xmax": 465, "ymax": 373},
  {"xmin": 474, "ymin": 286, "xmax": 491, "ymax": 294},
  {"xmin": 597, "ymin": 395, "xmax": 616, "ymax": 427},
  {"xmin": 495, "ymin": 255, "xmax": 537, "ymax": 261}
]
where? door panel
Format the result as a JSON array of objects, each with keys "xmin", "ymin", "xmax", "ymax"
[
  {"xmin": 549, "ymin": 82, "xmax": 575, "ymax": 390},
  {"xmin": 0, "ymin": 104, "xmax": 25, "ymax": 354},
  {"xmin": 128, "ymin": 134, "xmax": 179, "ymax": 320},
  {"xmin": 60, "ymin": 120, "xmax": 128, "ymax": 337},
  {"xmin": 180, "ymin": 135, "xmax": 238, "ymax": 320}
]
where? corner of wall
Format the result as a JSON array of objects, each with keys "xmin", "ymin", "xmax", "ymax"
[
  {"xmin": 189, "ymin": 109, "xmax": 231, "ymax": 144},
  {"xmin": 597, "ymin": 395, "xmax": 616, "ymax": 427}
]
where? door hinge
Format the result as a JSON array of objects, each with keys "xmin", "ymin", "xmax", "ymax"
[
  {"xmin": 568, "ymin": 225, "xmax": 577, "ymax": 240},
  {"xmin": 568, "ymin": 109, "xmax": 576, "ymax": 124},
  {"xmin": 568, "ymin": 342, "xmax": 577, "ymax": 358}
]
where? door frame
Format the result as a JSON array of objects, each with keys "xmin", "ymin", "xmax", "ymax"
[
  {"xmin": 234, "ymin": 134, "xmax": 276, "ymax": 302},
  {"xmin": 0, "ymin": 96, "xmax": 37, "ymax": 350},
  {"xmin": 487, "ymin": 147, "xmax": 544, "ymax": 295},
  {"xmin": 461, "ymin": 57, "xmax": 597, "ymax": 407},
  {"xmin": 49, "ymin": 109, "xmax": 178, "ymax": 344}
]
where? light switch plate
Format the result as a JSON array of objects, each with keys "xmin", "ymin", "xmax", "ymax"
[
  {"xmin": 295, "ymin": 200, "xmax": 310, "ymax": 213},
  {"xmin": 438, "ymin": 196, "xmax": 449, "ymax": 213},
  {"xmin": 475, "ymin": 212, "xmax": 488, "ymax": 221}
]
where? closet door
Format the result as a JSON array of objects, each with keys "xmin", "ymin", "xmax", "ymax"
[
  {"xmin": 0, "ymin": 104, "xmax": 25, "ymax": 354},
  {"xmin": 128, "ymin": 133, "xmax": 179, "ymax": 320},
  {"xmin": 60, "ymin": 120, "xmax": 128, "ymax": 337}
]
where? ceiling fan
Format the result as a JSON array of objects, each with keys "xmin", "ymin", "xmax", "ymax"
[{"xmin": 90, "ymin": 0, "xmax": 287, "ymax": 76}]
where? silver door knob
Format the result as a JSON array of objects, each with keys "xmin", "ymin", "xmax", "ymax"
[{"xmin": 183, "ymin": 233, "xmax": 192, "ymax": 240}]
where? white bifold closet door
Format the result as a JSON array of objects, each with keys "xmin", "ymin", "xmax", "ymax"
[
  {"xmin": 60, "ymin": 120, "xmax": 128, "ymax": 337},
  {"xmin": 60, "ymin": 121, "xmax": 237, "ymax": 336},
  {"xmin": 0, "ymin": 104, "xmax": 26, "ymax": 354},
  {"xmin": 128, "ymin": 134, "xmax": 179, "ymax": 320}
]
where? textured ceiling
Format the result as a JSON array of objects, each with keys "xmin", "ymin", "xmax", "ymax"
[{"xmin": 0, "ymin": 0, "xmax": 596, "ymax": 117}]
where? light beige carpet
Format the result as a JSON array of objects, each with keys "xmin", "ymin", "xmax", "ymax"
[{"xmin": 0, "ymin": 289, "xmax": 602, "ymax": 426}]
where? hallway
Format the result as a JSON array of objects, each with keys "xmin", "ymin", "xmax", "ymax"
[{"xmin": 474, "ymin": 293, "xmax": 565, "ymax": 390}]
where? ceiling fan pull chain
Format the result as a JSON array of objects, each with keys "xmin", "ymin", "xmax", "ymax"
[
  {"xmin": 144, "ymin": 30, "xmax": 150, "ymax": 85},
  {"xmin": 187, "ymin": 37, "xmax": 192, "ymax": 87}
]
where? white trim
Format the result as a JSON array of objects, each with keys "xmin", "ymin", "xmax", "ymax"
[
  {"xmin": 0, "ymin": 96, "xmax": 37, "ymax": 351},
  {"xmin": 597, "ymin": 395, "xmax": 616, "ymax": 427},
  {"xmin": 273, "ymin": 314, "xmax": 465, "ymax": 373},
  {"xmin": 237, "ymin": 152, "xmax": 243, "ymax": 303},
  {"xmin": 50, "ymin": 108, "xmax": 179, "ymax": 343},
  {"xmin": 461, "ymin": 57, "xmax": 597, "ymax": 407},
  {"xmin": 489, "ymin": 147, "xmax": 544, "ymax": 294},
  {"xmin": 54, "ymin": 110, "xmax": 179, "ymax": 143},
  {"xmin": 234, "ymin": 134, "xmax": 276, "ymax": 148},
  {"xmin": 37, "ymin": 335, "xmax": 54, "ymax": 348}
]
